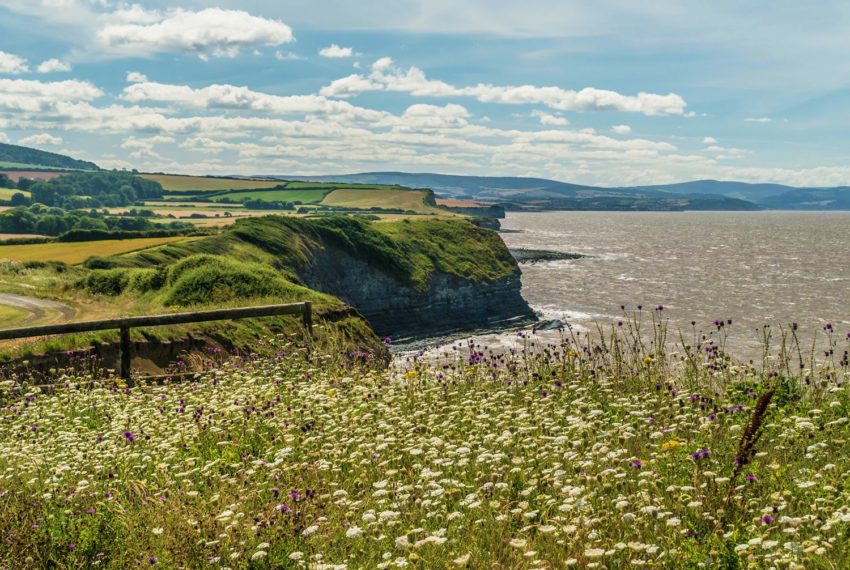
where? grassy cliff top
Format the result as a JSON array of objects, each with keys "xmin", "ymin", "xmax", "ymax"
[{"xmin": 118, "ymin": 216, "xmax": 518, "ymax": 290}]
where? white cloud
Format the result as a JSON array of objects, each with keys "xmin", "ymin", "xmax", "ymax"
[
  {"xmin": 37, "ymin": 59, "xmax": 72, "ymax": 73},
  {"xmin": 96, "ymin": 8, "xmax": 294, "ymax": 59},
  {"xmin": 702, "ymin": 136, "xmax": 717, "ymax": 144},
  {"xmin": 532, "ymin": 110, "xmax": 569, "ymax": 126},
  {"xmin": 121, "ymin": 80, "xmax": 389, "ymax": 122},
  {"xmin": 321, "ymin": 57, "xmax": 688, "ymax": 116},
  {"xmin": 275, "ymin": 51, "xmax": 303, "ymax": 61},
  {"xmin": 319, "ymin": 44, "xmax": 354, "ymax": 58},
  {"xmin": 744, "ymin": 117, "xmax": 772, "ymax": 123},
  {"xmin": 0, "ymin": 79, "xmax": 103, "ymax": 113},
  {"xmin": 611, "ymin": 124, "xmax": 631, "ymax": 134},
  {"xmin": 19, "ymin": 133, "xmax": 63, "ymax": 146},
  {"xmin": 0, "ymin": 131, "xmax": 9, "ymax": 143},
  {"xmin": 0, "ymin": 51, "xmax": 29, "ymax": 74},
  {"xmin": 126, "ymin": 72, "xmax": 148, "ymax": 83}
]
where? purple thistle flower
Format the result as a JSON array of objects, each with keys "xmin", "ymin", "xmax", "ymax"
[
  {"xmin": 691, "ymin": 449, "xmax": 711, "ymax": 460},
  {"xmin": 761, "ymin": 515, "xmax": 775, "ymax": 524},
  {"xmin": 149, "ymin": 556, "xmax": 158, "ymax": 565},
  {"xmin": 276, "ymin": 504, "xmax": 291, "ymax": 513},
  {"xmin": 746, "ymin": 474, "xmax": 758, "ymax": 482},
  {"xmin": 122, "ymin": 430, "xmax": 137, "ymax": 442},
  {"xmin": 629, "ymin": 460, "xmax": 644, "ymax": 469}
]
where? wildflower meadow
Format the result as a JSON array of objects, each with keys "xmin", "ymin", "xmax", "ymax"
[{"xmin": 1, "ymin": 311, "xmax": 849, "ymax": 568}]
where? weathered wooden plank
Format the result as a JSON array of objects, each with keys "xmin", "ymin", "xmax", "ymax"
[{"xmin": 0, "ymin": 303, "xmax": 309, "ymax": 340}]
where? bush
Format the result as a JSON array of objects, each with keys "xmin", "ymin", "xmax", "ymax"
[
  {"xmin": 78, "ymin": 269, "xmax": 130, "ymax": 296},
  {"xmin": 128, "ymin": 267, "xmax": 167, "ymax": 293},
  {"xmin": 163, "ymin": 256, "xmax": 291, "ymax": 306},
  {"xmin": 83, "ymin": 256, "xmax": 119, "ymax": 270}
]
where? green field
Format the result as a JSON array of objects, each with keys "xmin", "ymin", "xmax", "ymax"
[
  {"xmin": 0, "ymin": 188, "xmax": 30, "ymax": 200},
  {"xmin": 0, "ymin": 236, "xmax": 192, "ymax": 264},
  {"xmin": 0, "ymin": 161, "xmax": 74, "ymax": 170},
  {"xmin": 141, "ymin": 174, "xmax": 283, "ymax": 192},
  {"xmin": 211, "ymin": 188, "xmax": 331, "ymax": 203},
  {"xmin": 321, "ymin": 187, "xmax": 438, "ymax": 212},
  {"xmin": 0, "ymin": 304, "xmax": 29, "ymax": 328}
]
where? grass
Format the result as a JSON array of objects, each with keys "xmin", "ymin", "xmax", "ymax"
[
  {"xmin": 0, "ymin": 188, "xmax": 30, "ymax": 200},
  {"xmin": 0, "ymin": 314, "xmax": 848, "ymax": 567},
  {"xmin": 141, "ymin": 174, "xmax": 282, "ymax": 192},
  {"xmin": 0, "ymin": 162, "xmax": 75, "ymax": 170},
  {"xmin": 115, "ymin": 216, "xmax": 518, "ymax": 290},
  {"xmin": 0, "ymin": 304, "xmax": 30, "ymax": 328},
  {"xmin": 211, "ymin": 189, "xmax": 331, "ymax": 204},
  {"xmin": 0, "ymin": 236, "xmax": 192, "ymax": 264},
  {"xmin": 321, "ymin": 188, "xmax": 439, "ymax": 213}
]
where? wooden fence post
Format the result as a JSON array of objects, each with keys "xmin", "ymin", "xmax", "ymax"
[
  {"xmin": 303, "ymin": 301, "xmax": 313, "ymax": 337},
  {"xmin": 119, "ymin": 325, "xmax": 132, "ymax": 384}
]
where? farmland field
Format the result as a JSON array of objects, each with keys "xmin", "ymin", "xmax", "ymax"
[
  {"xmin": 0, "ymin": 188, "xmax": 30, "ymax": 200},
  {"xmin": 321, "ymin": 188, "xmax": 439, "ymax": 212},
  {"xmin": 141, "ymin": 174, "xmax": 282, "ymax": 192},
  {"xmin": 0, "ymin": 236, "xmax": 192, "ymax": 264},
  {"xmin": 0, "ymin": 170, "xmax": 69, "ymax": 182},
  {"xmin": 0, "ymin": 304, "xmax": 29, "ymax": 328},
  {"xmin": 211, "ymin": 188, "xmax": 331, "ymax": 203}
]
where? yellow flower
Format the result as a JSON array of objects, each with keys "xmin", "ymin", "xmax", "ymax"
[
  {"xmin": 403, "ymin": 370, "xmax": 418, "ymax": 380},
  {"xmin": 643, "ymin": 356, "xmax": 654, "ymax": 364},
  {"xmin": 661, "ymin": 439, "xmax": 682, "ymax": 451}
]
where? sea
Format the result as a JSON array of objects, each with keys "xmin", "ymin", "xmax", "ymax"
[{"xmin": 401, "ymin": 210, "xmax": 850, "ymax": 364}]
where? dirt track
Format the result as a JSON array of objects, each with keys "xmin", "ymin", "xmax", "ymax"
[{"xmin": 0, "ymin": 293, "xmax": 76, "ymax": 326}]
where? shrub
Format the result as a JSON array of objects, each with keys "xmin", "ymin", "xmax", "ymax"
[
  {"xmin": 163, "ymin": 256, "xmax": 291, "ymax": 306},
  {"xmin": 78, "ymin": 269, "xmax": 130, "ymax": 296}
]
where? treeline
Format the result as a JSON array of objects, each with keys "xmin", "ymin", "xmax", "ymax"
[
  {"xmin": 0, "ymin": 171, "xmax": 164, "ymax": 208},
  {"xmin": 0, "ymin": 142, "xmax": 99, "ymax": 170},
  {"xmin": 0, "ymin": 204, "xmax": 191, "ymax": 236}
]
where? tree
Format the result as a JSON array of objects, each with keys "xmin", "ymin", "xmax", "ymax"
[{"xmin": 10, "ymin": 193, "xmax": 30, "ymax": 206}]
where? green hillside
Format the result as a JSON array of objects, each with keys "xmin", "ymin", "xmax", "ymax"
[{"xmin": 0, "ymin": 143, "xmax": 99, "ymax": 171}]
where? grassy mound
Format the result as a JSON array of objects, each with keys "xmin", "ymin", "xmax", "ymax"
[
  {"xmin": 0, "ymin": 317, "xmax": 848, "ymax": 567},
  {"xmin": 117, "ymin": 216, "xmax": 518, "ymax": 290}
]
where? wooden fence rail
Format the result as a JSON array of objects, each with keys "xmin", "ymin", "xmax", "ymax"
[{"xmin": 0, "ymin": 301, "xmax": 312, "ymax": 382}]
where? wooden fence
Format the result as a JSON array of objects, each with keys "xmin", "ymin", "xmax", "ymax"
[{"xmin": 0, "ymin": 302, "xmax": 312, "ymax": 382}]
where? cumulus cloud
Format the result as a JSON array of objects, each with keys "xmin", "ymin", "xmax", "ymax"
[
  {"xmin": 532, "ymin": 110, "xmax": 569, "ymax": 126},
  {"xmin": 0, "ymin": 79, "xmax": 103, "ymax": 113},
  {"xmin": 275, "ymin": 51, "xmax": 303, "ymax": 61},
  {"xmin": 321, "ymin": 57, "xmax": 688, "ymax": 116},
  {"xmin": 126, "ymin": 72, "xmax": 148, "ymax": 83},
  {"xmin": 702, "ymin": 136, "xmax": 717, "ymax": 144},
  {"xmin": 120, "ymin": 80, "xmax": 389, "ymax": 122},
  {"xmin": 37, "ymin": 59, "xmax": 72, "ymax": 73},
  {"xmin": 0, "ymin": 132, "xmax": 9, "ymax": 143},
  {"xmin": 19, "ymin": 133, "xmax": 63, "ymax": 146},
  {"xmin": 96, "ymin": 8, "xmax": 294, "ymax": 59},
  {"xmin": 0, "ymin": 51, "xmax": 29, "ymax": 74},
  {"xmin": 319, "ymin": 44, "xmax": 354, "ymax": 58},
  {"xmin": 745, "ymin": 117, "xmax": 772, "ymax": 123},
  {"xmin": 611, "ymin": 124, "xmax": 631, "ymax": 134}
]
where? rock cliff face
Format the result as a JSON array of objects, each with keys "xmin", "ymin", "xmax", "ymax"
[{"xmin": 297, "ymin": 247, "xmax": 535, "ymax": 339}]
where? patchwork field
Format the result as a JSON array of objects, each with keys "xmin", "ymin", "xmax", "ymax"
[
  {"xmin": 321, "ymin": 188, "xmax": 437, "ymax": 212},
  {"xmin": 0, "ymin": 188, "xmax": 30, "ymax": 200},
  {"xmin": 211, "ymin": 188, "xmax": 331, "ymax": 203},
  {"xmin": 0, "ymin": 170, "xmax": 69, "ymax": 182},
  {"xmin": 141, "ymin": 174, "xmax": 282, "ymax": 192},
  {"xmin": 0, "ymin": 236, "xmax": 192, "ymax": 264}
]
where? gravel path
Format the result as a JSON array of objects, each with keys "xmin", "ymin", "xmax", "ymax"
[{"xmin": 0, "ymin": 293, "xmax": 77, "ymax": 326}]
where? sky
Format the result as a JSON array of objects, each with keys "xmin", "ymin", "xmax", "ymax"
[{"xmin": 1, "ymin": 0, "xmax": 849, "ymax": 187}]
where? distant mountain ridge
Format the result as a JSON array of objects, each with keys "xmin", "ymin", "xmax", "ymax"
[
  {"xmin": 0, "ymin": 143, "xmax": 99, "ymax": 171},
  {"xmin": 269, "ymin": 172, "xmax": 850, "ymax": 211}
]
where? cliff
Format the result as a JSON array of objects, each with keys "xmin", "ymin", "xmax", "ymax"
[
  {"xmin": 298, "ymin": 246, "xmax": 533, "ymax": 339},
  {"xmin": 118, "ymin": 216, "xmax": 536, "ymax": 340}
]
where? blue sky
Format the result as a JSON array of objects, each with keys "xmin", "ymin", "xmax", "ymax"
[{"xmin": 1, "ymin": 0, "xmax": 849, "ymax": 186}]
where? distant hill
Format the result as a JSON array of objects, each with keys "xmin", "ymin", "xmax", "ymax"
[
  {"xmin": 271, "ymin": 172, "xmax": 850, "ymax": 211},
  {"xmin": 272, "ymin": 172, "xmax": 761, "ymax": 211},
  {"xmin": 0, "ymin": 142, "xmax": 99, "ymax": 171}
]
